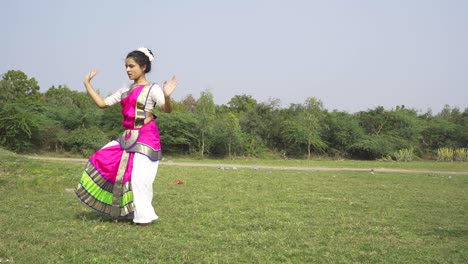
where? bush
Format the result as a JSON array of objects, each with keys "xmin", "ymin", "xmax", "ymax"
[
  {"xmin": 437, "ymin": 147, "xmax": 468, "ymax": 162},
  {"xmin": 454, "ymin": 148, "xmax": 468, "ymax": 162},
  {"xmin": 348, "ymin": 135, "xmax": 405, "ymax": 160},
  {"xmin": 59, "ymin": 127, "xmax": 110, "ymax": 157},
  {"xmin": 437, "ymin": 147, "xmax": 454, "ymax": 162},
  {"xmin": 0, "ymin": 104, "xmax": 42, "ymax": 152},
  {"xmin": 394, "ymin": 148, "xmax": 414, "ymax": 162}
]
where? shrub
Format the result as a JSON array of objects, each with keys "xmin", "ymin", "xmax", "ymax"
[
  {"xmin": 453, "ymin": 148, "xmax": 468, "ymax": 162},
  {"xmin": 437, "ymin": 147, "xmax": 468, "ymax": 162},
  {"xmin": 394, "ymin": 148, "xmax": 414, "ymax": 162},
  {"xmin": 348, "ymin": 135, "xmax": 405, "ymax": 160},
  {"xmin": 59, "ymin": 127, "xmax": 110, "ymax": 157},
  {"xmin": 437, "ymin": 147, "xmax": 454, "ymax": 162}
]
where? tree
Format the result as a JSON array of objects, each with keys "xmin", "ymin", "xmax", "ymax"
[
  {"xmin": 243, "ymin": 99, "xmax": 289, "ymax": 157},
  {"xmin": 323, "ymin": 111, "xmax": 364, "ymax": 158},
  {"xmin": 0, "ymin": 70, "xmax": 40, "ymax": 105},
  {"xmin": 419, "ymin": 106, "xmax": 465, "ymax": 152},
  {"xmin": 61, "ymin": 127, "xmax": 109, "ymax": 157},
  {"xmin": 179, "ymin": 94, "xmax": 197, "ymax": 112},
  {"xmin": 302, "ymin": 97, "xmax": 328, "ymax": 159},
  {"xmin": 282, "ymin": 97, "xmax": 327, "ymax": 159},
  {"xmin": 156, "ymin": 112, "xmax": 198, "ymax": 154},
  {"xmin": 250, "ymin": 99, "xmax": 282, "ymax": 146},
  {"xmin": 458, "ymin": 108, "xmax": 468, "ymax": 148},
  {"xmin": 357, "ymin": 106, "xmax": 388, "ymax": 136},
  {"xmin": 349, "ymin": 135, "xmax": 401, "ymax": 160},
  {"xmin": 195, "ymin": 90, "xmax": 215, "ymax": 158},
  {"xmin": 44, "ymin": 85, "xmax": 103, "ymax": 129},
  {"xmin": 352, "ymin": 106, "xmax": 423, "ymax": 159},
  {"xmin": 41, "ymin": 85, "xmax": 110, "ymax": 155},
  {"xmin": 436, "ymin": 106, "xmax": 468, "ymax": 148},
  {"xmin": 386, "ymin": 108, "xmax": 422, "ymax": 147},
  {"xmin": 0, "ymin": 70, "xmax": 43, "ymax": 152},
  {"xmin": 43, "ymin": 85, "xmax": 82, "ymax": 130},
  {"xmin": 0, "ymin": 103, "xmax": 42, "ymax": 152},
  {"xmin": 227, "ymin": 94, "xmax": 257, "ymax": 113},
  {"xmin": 218, "ymin": 112, "xmax": 241, "ymax": 159},
  {"xmin": 100, "ymin": 104, "xmax": 123, "ymax": 139}
]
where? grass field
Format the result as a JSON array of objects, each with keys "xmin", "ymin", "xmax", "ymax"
[
  {"xmin": 0, "ymin": 149, "xmax": 467, "ymax": 263},
  {"xmin": 163, "ymin": 156, "xmax": 468, "ymax": 172}
]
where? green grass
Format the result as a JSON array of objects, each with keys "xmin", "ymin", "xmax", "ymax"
[
  {"xmin": 164, "ymin": 155, "xmax": 468, "ymax": 172},
  {"xmin": 0, "ymin": 148, "xmax": 467, "ymax": 263}
]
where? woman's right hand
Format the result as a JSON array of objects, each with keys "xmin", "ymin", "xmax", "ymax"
[
  {"xmin": 83, "ymin": 69, "xmax": 107, "ymax": 108},
  {"xmin": 84, "ymin": 69, "xmax": 99, "ymax": 83}
]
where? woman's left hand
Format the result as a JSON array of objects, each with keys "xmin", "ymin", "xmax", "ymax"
[{"xmin": 163, "ymin": 75, "xmax": 178, "ymax": 97}]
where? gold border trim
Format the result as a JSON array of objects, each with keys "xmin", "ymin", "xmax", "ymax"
[{"xmin": 111, "ymin": 151, "xmax": 130, "ymax": 217}]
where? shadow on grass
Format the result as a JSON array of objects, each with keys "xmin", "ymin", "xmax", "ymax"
[{"xmin": 75, "ymin": 211, "xmax": 134, "ymax": 225}]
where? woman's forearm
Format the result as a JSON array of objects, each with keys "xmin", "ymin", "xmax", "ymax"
[
  {"xmin": 162, "ymin": 96, "xmax": 172, "ymax": 113},
  {"xmin": 84, "ymin": 81, "xmax": 108, "ymax": 108}
]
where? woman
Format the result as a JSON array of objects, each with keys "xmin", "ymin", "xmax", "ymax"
[{"xmin": 75, "ymin": 47, "xmax": 177, "ymax": 225}]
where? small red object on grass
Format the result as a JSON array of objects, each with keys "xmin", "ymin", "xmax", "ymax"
[{"xmin": 175, "ymin": 180, "xmax": 184, "ymax": 185}]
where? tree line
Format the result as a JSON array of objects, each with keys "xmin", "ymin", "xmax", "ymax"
[{"xmin": 1, "ymin": 70, "xmax": 467, "ymax": 160}]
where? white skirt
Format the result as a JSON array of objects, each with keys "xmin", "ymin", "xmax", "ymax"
[
  {"xmin": 131, "ymin": 152, "xmax": 159, "ymax": 224},
  {"xmin": 101, "ymin": 141, "xmax": 159, "ymax": 224}
]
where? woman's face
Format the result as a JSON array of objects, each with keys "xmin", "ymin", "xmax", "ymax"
[{"xmin": 125, "ymin": 57, "xmax": 145, "ymax": 81}]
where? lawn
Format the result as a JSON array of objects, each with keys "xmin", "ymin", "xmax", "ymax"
[
  {"xmin": 162, "ymin": 155, "xmax": 468, "ymax": 172},
  {"xmin": 0, "ymin": 149, "xmax": 467, "ymax": 263}
]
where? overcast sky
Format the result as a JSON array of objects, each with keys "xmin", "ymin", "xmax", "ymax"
[{"xmin": 1, "ymin": 0, "xmax": 467, "ymax": 113}]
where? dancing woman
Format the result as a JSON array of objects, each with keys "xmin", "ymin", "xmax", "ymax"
[{"xmin": 76, "ymin": 47, "xmax": 177, "ymax": 225}]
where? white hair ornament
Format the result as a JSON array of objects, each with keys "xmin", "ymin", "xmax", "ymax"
[{"xmin": 137, "ymin": 47, "xmax": 155, "ymax": 62}]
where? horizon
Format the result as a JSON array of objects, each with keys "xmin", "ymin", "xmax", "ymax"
[{"xmin": 3, "ymin": 67, "xmax": 462, "ymax": 115}]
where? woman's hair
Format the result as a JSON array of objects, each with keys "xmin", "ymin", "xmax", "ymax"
[{"xmin": 126, "ymin": 48, "xmax": 154, "ymax": 73}]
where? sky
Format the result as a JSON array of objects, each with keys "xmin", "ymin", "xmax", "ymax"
[{"xmin": 1, "ymin": 0, "xmax": 467, "ymax": 113}]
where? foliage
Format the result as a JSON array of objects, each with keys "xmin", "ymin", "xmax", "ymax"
[
  {"xmin": 239, "ymin": 132, "xmax": 269, "ymax": 158},
  {"xmin": 177, "ymin": 94, "xmax": 197, "ymax": 112},
  {"xmin": 437, "ymin": 147, "xmax": 454, "ymax": 162},
  {"xmin": 34, "ymin": 118, "xmax": 66, "ymax": 152},
  {"xmin": 323, "ymin": 111, "xmax": 364, "ymax": 157},
  {"xmin": 0, "ymin": 70, "xmax": 41, "ymax": 104},
  {"xmin": 352, "ymin": 106, "xmax": 423, "ymax": 159},
  {"xmin": 387, "ymin": 107, "xmax": 423, "ymax": 146},
  {"xmin": 227, "ymin": 94, "xmax": 257, "ymax": 113},
  {"xmin": 43, "ymin": 85, "xmax": 103, "ymax": 129},
  {"xmin": 0, "ymin": 102, "xmax": 43, "ymax": 152},
  {"xmin": 212, "ymin": 111, "xmax": 241, "ymax": 159},
  {"xmin": 156, "ymin": 111, "xmax": 198, "ymax": 154},
  {"xmin": 281, "ymin": 97, "xmax": 328, "ymax": 159},
  {"xmin": 99, "ymin": 104, "xmax": 123, "ymax": 139},
  {"xmin": 420, "ymin": 105, "xmax": 468, "ymax": 155},
  {"xmin": 59, "ymin": 127, "xmax": 110, "ymax": 156},
  {"xmin": 393, "ymin": 148, "xmax": 414, "ymax": 162},
  {"xmin": 454, "ymin": 148, "xmax": 468, "ymax": 162},
  {"xmin": 349, "ymin": 135, "xmax": 404, "ymax": 160},
  {"xmin": 195, "ymin": 90, "xmax": 216, "ymax": 158},
  {"xmin": 438, "ymin": 147, "xmax": 468, "ymax": 162},
  {"xmin": 1, "ymin": 70, "xmax": 467, "ymax": 161},
  {"xmin": 0, "ymin": 71, "xmax": 44, "ymax": 152}
]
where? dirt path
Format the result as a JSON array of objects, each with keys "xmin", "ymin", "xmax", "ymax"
[{"xmin": 25, "ymin": 156, "xmax": 468, "ymax": 175}]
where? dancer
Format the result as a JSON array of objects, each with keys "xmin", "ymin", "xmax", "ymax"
[{"xmin": 76, "ymin": 47, "xmax": 177, "ymax": 225}]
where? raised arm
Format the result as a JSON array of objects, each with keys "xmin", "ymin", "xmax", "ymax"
[
  {"xmin": 161, "ymin": 75, "xmax": 178, "ymax": 113},
  {"xmin": 83, "ymin": 69, "xmax": 108, "ymax": 108}
]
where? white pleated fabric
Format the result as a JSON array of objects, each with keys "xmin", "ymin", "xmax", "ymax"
[
  {"xmin": 131, "ymin": 153, "xmax": 159, "ymax": 224},
  {"xmin": 95, "ymin": 141, "xmax": 159, "ymax": 223}
]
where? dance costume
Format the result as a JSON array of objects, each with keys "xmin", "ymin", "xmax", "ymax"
[{"xmin": 76, "ymin": 83, "xmax": 164, "ymax": 223}]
